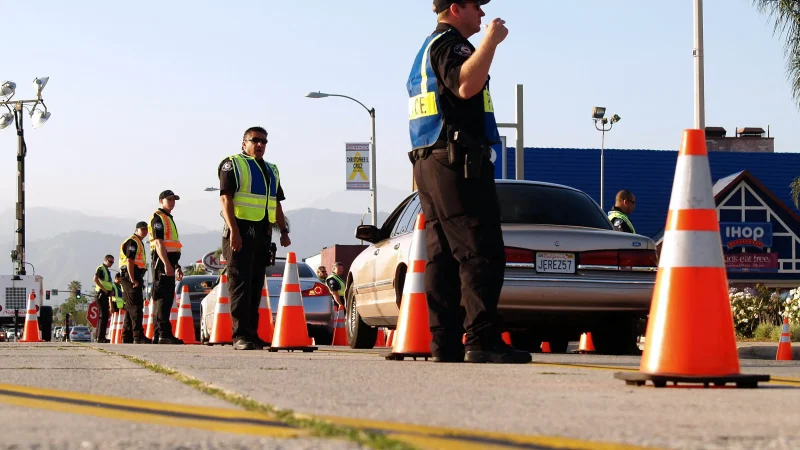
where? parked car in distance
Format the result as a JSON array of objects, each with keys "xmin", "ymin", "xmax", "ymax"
[
  {"xmin": 69, "ymin": 326, "xmax": 92, "ymax": 343},
  {"xmin": 199, "ymin": 258, "xmax": 334, "ymax": 345},
  {"xmin": 346, "ymin": 180, "xmax": 658, "ymax": 355}
]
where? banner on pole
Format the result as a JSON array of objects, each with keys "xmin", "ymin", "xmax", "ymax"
[{"xmin": 345, "ymin": 142, "xmax": 371, "ymax": 190}]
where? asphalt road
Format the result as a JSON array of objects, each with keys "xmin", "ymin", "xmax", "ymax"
[{"xmin": 1, "ymin": 342, "xmax": 799, "ymax": 450}]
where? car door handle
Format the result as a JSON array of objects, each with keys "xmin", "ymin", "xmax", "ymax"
[
  {"xmin": 374, "ymin": 249, "xmax": 380, "ymax": 255},
  {"xmin": 394, "ymin": 243, "xmax": 400, "ymax": 250}
]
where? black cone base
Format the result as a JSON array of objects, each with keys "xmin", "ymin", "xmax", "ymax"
[
  {"xmin": 267, "ymin": 346, "xmax": 318, "ymax": 353},
  {"xmin": 382, "ymin": 351, "xmax": 432, "ymax": 361},
  {"xmin": 614, "ymin": 372, "xmax": 770, "ymax": 388}
]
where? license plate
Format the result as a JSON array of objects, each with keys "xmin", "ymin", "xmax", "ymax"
[{"xmin": 535, "ymin": 252, "xmax": 576, "ymax": 274}]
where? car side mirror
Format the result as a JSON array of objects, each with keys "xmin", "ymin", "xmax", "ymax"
[{"xmin": 355, "ymin": 225, "xmax": 380, "ymax": 244}]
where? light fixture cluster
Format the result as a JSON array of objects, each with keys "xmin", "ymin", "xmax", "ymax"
[{"xmin": 0, "ymin": 77, "xmax": 51, "ymax": 130}]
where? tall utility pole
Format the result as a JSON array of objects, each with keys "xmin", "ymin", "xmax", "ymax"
[
  {"xmin": 694, "ymin": 0, "xmax": 706, "ymax": 130},
  {"xmin": 14, "ymin": 104, "xmax": 26, "ymax": 276}
]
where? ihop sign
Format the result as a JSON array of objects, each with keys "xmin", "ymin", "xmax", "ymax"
[{"xmin": 720, "ymin": 222, "xmax": 773, "ymax": 249}]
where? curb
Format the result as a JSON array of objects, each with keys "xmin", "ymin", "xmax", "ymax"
[{"xmin": 737, "ymin": 344, "xmax": 800, "ymax": 360}]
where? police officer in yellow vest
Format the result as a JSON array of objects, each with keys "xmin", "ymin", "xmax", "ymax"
[
  {"xmin": 326, "ymin": 262, "xmax": 346, "ymax": 311},
  {"xmin": 119, "ymin": 222, "xmax": 151, "ymax": 344},
  {"xmin": 93, "ymin": 254, "xmax": 115, "ymax": 343},
  {"xmin": 112, "ymin": 273, "xmax": 124, "ymax": 311},
  {"xmin": 406, "ymin": 0, "xmax": 530, "ymax": 364},
  {"xmin": 218, "ymin": 126, "xmax": 291, "ymax": 350},
  {"xmin": 608, "ymin": 190, "xmax": 637, "ymax": 234},
  {"xmin": 149, "ymin": 190, "xmax": 185, "ymax": 345}
]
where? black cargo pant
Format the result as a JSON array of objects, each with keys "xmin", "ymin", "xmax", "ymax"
[
  {"xmin": 223, "ymin": 225, "xmax": 270, "ymax": 342},
  {"xmin": 97, "ymin": 290, "xmax": 111, "ymax": 341},
  {"xmin": 412, "ymin": 148, "xmax": 506, "ymax": 356},
  {"xmin": 119, "ymin": 277, "xmax": 145, "ymax": 341},
  {"xmin": 151, "ymin": 271, "xmax": 176, "ymax": 339}
]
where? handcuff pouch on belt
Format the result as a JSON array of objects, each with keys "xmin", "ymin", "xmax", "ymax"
[{"xmin": 448, "ymin": 127, "xmax": 486, "ymax": 179}]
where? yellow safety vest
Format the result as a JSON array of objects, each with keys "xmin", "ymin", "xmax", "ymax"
[
  {"xmin": 228, "ymin": 153, "xmax": 280, "ymax": 223},
  {"xmin": 113, "ymin": 283, "xmax": 124, "ymax": 308},
  {"xmin": 327, "ymin": 274, "xmax": 346, "ymax": 297},
  {"xmin": 608, "ymin": 210, "xmax": 636, "ymax": 234},
  {"xmin": 95, "ymin": 265, "xmax": 114, "ymax": 292},
  {"xmin": 149, "ymin": 210, "xmax": 182, "ymax": 253},
  {"xmin": 119, "ymin": 234, "xmax": 146, "ymax": 270}
]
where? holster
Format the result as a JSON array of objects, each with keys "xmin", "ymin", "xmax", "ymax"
[
  {"xmin": 268, "ymin": 242, "xmax": 277, "ymax": 267},
  {"xmin": 449, "ymin": 127, "xmax": 487, "ymax": 179}
]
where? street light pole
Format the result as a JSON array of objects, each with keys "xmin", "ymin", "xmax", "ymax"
[
  {"xmin": 305, "ymin": 92, "xmax": 378, "ymax": 227},
  {"xmin": 15, "ymin": 104, "xmax": 26, "ymax": 276},
  {"xmin": 694, "ymin": 0, "xmax": 706, "ymax": 130},
  {"xmin": 592, "ymin": 107, "xmax": 621, "ymax": 212}
]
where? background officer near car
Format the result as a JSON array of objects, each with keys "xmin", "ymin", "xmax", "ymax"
[
  {"xmin": 316, "ymin": 265, "xmax": 328, "ymax": 282},
  {"xmin": 112, "ymin": 272, "xmax": 124, "ymax": 314},
  {"xmin": 326, "ymin": 262, "xmax": 346, "ymax": 311},
  {"xmin": 93, "ymin": 254, "xmax": 115, "ymax": 343},
  {"xmin": 149, "ymin": 190, "xmax": 184, "ymax": 345},
  {"xmin": 608, "ymin": 190, "xmax": 637, "ymax": 234},
  {"xmin": 218, "ymin": 126, "xmax": 291, "ymax": 350},
  {"xmin": 119, "ymin": 222, "xmax": 152, "ymax": 344},
  {"xmin": 406, "ymin": 0, "xmax": 530, "ymax": 364}
]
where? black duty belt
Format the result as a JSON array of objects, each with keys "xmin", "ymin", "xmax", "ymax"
[{"xmin": 408, "ymin": 147, "xmax": 448, "ymax": 161}]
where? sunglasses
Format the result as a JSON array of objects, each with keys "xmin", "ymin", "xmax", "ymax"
[{"xmin": 246, "ymin": 137, "xmax": 268, "ymax": 145}]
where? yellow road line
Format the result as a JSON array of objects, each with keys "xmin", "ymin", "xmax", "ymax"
[{"xmin": 0, "ymin": 381, "xmax": 656, "ymax": 449}]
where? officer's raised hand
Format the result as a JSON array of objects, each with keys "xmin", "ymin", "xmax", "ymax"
[{"xmin": 484, "ymin": 18, "xmax": 508, "ymax": 45}]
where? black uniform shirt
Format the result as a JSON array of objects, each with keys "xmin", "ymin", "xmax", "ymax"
[
  {"xmin": 218, "ymin": 152, "xmax": 286, "ymax": 236},
  {"xmin": 151, "ymin": 208, "xmax": 181, "ymax": 272},
  {"xmin": 428, "ymin": 22, "xmax": 490, "ymax": 148},
  {"xmin": 122, "ymin": 238, "xmax": 145, "ymax": 282},
  {"xmin": 95, "ymin": 265, "xmax": 111, "ymax": 284},
  {"xmin": 610, "ymin": 206, "xmax": 635, "ymax": 233},
  {"xmin": 326, "ymin": 277, "xmax": 343, "ymax": 295}
]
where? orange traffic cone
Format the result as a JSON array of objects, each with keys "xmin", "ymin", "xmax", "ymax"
[
  {"xmin": 383, "ymin": 213, "xmax": 433, "ymax": 361},
  {"xmin": 268, "ymin": 252, "xmax": 316, "ymax": 352},
  {"xmin": 331, "ymin": 306, "xmax": 348, "ymax": 346},
  {"xmin": 777, "ymin": 317, "xmax": 793, "ymax": 361},
  {"xmin": 540, "ymin": 342, "xmax": 551, "ymax": 353},
  {"xmin": 105, "ymin": 315, "xmax": 112, "ymax": 342},
  {"xmin": 109, "ymin": 312, "xmax": 117, "ymax": 344},
  {"xmin": 501, "ymin": 332, "xmax": 512, "ymax": 346},
  {"xmin": 614, "ymin": 129, "xmax": 769, "ymax": 388},
  {"xmin": 145, "ymin": 297, "xmax": 156, "ymax": 340},
  {"xmin": 169, "ymin": 293, "xmax": 178, "ymax": 335},
  {"xmin": 577, "ymin": 332, "xmax": 596, "ymax": 353},
  {"xmin": 386, "ymin": 330, "xmax": 394, "ymax": 347},
  {"xmin": 174, "ymin": 285, "xmax": 199, "ymax": 344},
  {"xmin": 142, "ymin": 299, "xmax": 150, "ymax": 337},
  {"xmin": 375, "ymin": 328, "xmax": 386, "ymax": 347},
  {"xmin": 18, "ymin": 290, "xmax": 44, "ymax": 342},
  {"xmin": 256, "ymin": 282, "xmax": 275, "ymax": 346},
  {"xmin": 209, "ymin": 274, "xmax": 233, "ymax": 345},
  {"xmin": 115, "ymin": 309, "xmax": 126, "ymax": 344}
]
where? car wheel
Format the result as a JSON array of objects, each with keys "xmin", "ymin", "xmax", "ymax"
[
  {"xmin": 345, "ymin": 285, "xmax": 377, "ymax": 349},
  {"xmin": 592, "ymin": 314, "xmax": 641, "ymax": 355},
  {"xmin": 199, "ymin": 306, "xmax": 210, "ymax": 345}
]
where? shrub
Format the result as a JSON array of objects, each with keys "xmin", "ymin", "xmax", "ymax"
[
  {"xmin": 754, "ymin": 322, "xmax": 776, "ymax": 340},
  {"xmin": 729, "ymin": 284, "xmax": 797, "ymax": 339}
]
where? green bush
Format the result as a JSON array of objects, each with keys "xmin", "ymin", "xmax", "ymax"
[{"xmin": 754, "ymin": 322, "xmax": 776, "ymax": 340}]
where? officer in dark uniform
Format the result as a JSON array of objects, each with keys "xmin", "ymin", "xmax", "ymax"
[
  {"xmin": 119, "ymin": 222, "xmax": 152, "ymax": 344},
  {"xmin": 325, "ymin": 262, "xmax": 346, "ymax": 311},
  {"xmin": 219, "ymin": 126, "xmax": 291, "ymax": 350},
  {"xmin": 93, "ymin": 254, "xmax": 115, "ymax": 343},
  {"xmin": 608, "ymin": 190, "xmax": 637, "ymax": 234},
  {"xmin": 149, "ymin": 190, "xmax": 184, "ymax": 345},
  {"xmin": 406, "ymin": 0, "xmax": 530, "ymax": 364}
]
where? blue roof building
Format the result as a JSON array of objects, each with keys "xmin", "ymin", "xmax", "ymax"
[{"xmin": 493, "ymin": 146, "xmax": 800, "ymax": 287}]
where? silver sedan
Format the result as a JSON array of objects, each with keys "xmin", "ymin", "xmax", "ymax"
[{"xmin": 346, "ymin": 180, "xmax": 657, "ymax": 354}]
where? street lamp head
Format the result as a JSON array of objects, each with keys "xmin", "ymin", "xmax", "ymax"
[
  {"xmin": 0, "ymin": 112, "xmax": 12, "ymax": 130},
  {"xmin": 610, "ymin": 114, "xmax": 621, "ymax": 124},
  {"xmin": 204, "ymin": 187, "xmax": 220, "ymax": 192},
  {"xmin": 33, "ymin": 77, "xmax": 49, "ymax": 98},
  {"xmin": 30, "ymin": 108, "xmax": 50, "ymax": 129},
  {"xmin": 592, "ymin": 106, "xmax": 606, "ymax": 120},
  {"xmin": 305, "ymin": 92, "xmax": 329, "ymax": 99},
  {"xmin": 1, "ymin": 81, "xmax": 16, "ymax": 100}
]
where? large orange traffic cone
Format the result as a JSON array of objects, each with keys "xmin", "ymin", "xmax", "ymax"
[
  {"xmin": 18, "ymin": 290, "xmax": 44, "ymax": 342},
  {"xmin": 209, "ymin": 274, "xmax": 233, "ymax": 345},
  {"xmin": 383, "ymin": 213, "xmax": 433, "ymax": 361},
  {"xmin": 256, "ymin": 281, "xmax": 274, "ymax": 346},
  {"xmin": 169, "ymin": 293, "xmax": 178, "ymax": 335},
  {"xmin": 268, "ymin": 252, "xmax": 317, "ymax": 352},
  {"xmin": 331, "ymin": 306, "xmax": 348, "ymax": 346},
  {"xmin": 174, "ymin": 285, "xmax": 199, "ymax": 344},
  {"xmin": 577, "ymin": 332, "xmax": 596, "ymax": 353},
  {"xmin": 614, "ymin": 130, "xmax": 769, "ymax": 388},
  {"xmin": 115, "ymin": 309, "xmax": 126, "ymax": 344},
  {"xmin": 777, "ymin": 317, "xmax": 793, "ymax": 361},
  {"xmin": 142, "ymin": 299, "xmax": 150, "ymax": 338},
  {"xmin": 145, "ymin": 296, "xmax": 156, "ymax": 340},
  {"xmin": 109, "ymin": 312, "xmax": 118, "ymax": 344}
]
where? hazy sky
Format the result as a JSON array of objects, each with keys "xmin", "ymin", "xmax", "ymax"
[{"xmin": 1, "ymin": 0, "xmax": 797, "ymax": 227}]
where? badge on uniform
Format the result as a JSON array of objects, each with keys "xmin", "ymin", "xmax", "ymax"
[
  {"xmin": 454, "ymin": 44, "xmax": 472, "ymax": 57},
  {"xmin": 221, "ymin": 161, "xmax": 233, "ymax": 171},
  {"xmin": 154, "ymin": 222, "xmax": 162, "ymax": 230}
]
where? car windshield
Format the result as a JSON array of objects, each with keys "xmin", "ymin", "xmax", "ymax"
[
  {"xmin": 72, "ymin": 327, "xmax": 89, "ymax": 332},
  {"xmin": 497, "ymin": 183, "xmax": 613, "ymax": 230},
  {"xmin": 178, "ymin": 277, "xmax": 218, "ymax": 294},
  {"xmin": 266, "ymin": 261, "xmax": 316, "ymax": 278}
]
